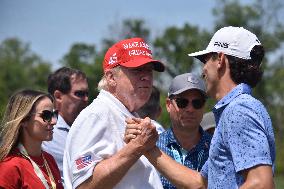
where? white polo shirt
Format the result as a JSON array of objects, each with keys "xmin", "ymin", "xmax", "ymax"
[{"xmin": 63, "ymin": 90, "xmax": 163, "ymax": 189}]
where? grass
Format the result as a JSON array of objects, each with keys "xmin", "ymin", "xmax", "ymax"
[{"xmin": 275, "ymin": 174, "xmax": 284, "ymax": 189}]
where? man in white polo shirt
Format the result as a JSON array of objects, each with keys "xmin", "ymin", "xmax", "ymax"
[{"xmin": 63, "ymin": 37, "xmax": 165, "ymax": 189}]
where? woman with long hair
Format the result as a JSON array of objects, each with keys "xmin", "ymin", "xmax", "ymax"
[{"xmin": 0, "ymin": 89, "xmax": 63, "ymax": 189}]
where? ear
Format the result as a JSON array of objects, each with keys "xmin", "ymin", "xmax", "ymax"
[
  {"xmin": 20, "ymin": 119, "xmax": 28, "ymax": 128},
  {"xmin": 166, "ymin": 98, "xmax": 172, "ymax": 113},
  {"xmin": 217, "ymin": 52, "xmax": 226, "ymax": 70},
  {"xmin": 105, "ymin": 70, "xmax": 117, "ymax": 87},
  {"xmin": 54, "ymin": 90, "xmax": 62, "ymax": 100}
]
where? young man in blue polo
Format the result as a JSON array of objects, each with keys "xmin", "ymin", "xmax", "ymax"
[{"xmin": 125, "ymin": 26, "xmax": 275, "ymax": 189}]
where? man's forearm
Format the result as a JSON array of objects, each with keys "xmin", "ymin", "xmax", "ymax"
[
  {"xmin": 145, "ymin": 146, "xmax": 206, "ymax": 189},
  {"xmin": 76, "ymin": 142, "xmax": 143, "ymax": 189}
]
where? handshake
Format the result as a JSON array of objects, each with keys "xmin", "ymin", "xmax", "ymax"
[{"xmin": 124, "ymin": 117, "xmax": 159, "ymax": 154}]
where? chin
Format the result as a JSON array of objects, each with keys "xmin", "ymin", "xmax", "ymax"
[
  {"xmin": 45, "ymin": 136, "xmax": 53, "ymax": 141},
  {"xmin": 136, "ymin": 101, "xmax": 147, "ymax": 110}
]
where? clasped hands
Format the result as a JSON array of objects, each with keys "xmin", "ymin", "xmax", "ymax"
[{"xmin": 124, "ymin": 117, "xmax": 158, "ymax": 153}]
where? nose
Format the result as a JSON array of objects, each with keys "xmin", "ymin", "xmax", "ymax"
[
  {"xmin": 140, "ymin": 70, "xmax": 153, "ymax": 82},
  {"xmin": 82, "ymin": 95, "xmax": 89, "ymax": 102},
  {"xmin": 183, "ymin": 102, "xmax": 195, "ymax": 112},
  {"xmin": 50, "ymin": 116, "xmax": 58, "ymax": 125}
]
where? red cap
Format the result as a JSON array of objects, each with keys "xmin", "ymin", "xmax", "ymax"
[{"xmin": 103, "ymin": 37, "xmax": 165, "ymax": 72}]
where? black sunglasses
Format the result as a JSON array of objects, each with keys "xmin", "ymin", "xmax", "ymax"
[
  {"xmin": 74, "ymin": 90, "xmax": 89, "ymax": 98},
  {"xmin": 38, "ymin": 110, "xmax": 59, "ymax": 123},
  {"xmin": 173, "ymin": 98, "xmax": 205, "ymax": 109}
]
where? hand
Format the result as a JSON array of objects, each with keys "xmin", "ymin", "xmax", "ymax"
[
  {"xmin": 124, "ymin": 117, "xmax": 142, "ymax": 143},
  {"xmin": 125, "ymin": 117, "xmax": 158, "ymax": 153}
]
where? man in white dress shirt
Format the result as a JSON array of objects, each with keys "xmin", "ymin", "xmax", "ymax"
[
  {"xmin": 63, "ymin": 37, "xmax": 165, "ymax": 189},
  {"xmin": 42, "ymin": 67, "xmax": 89, "ymax": 182}
]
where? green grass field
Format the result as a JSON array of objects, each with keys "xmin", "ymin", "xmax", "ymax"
[{"xmin": 275, "ymin": 174, "xmax": 284, "ymax": 189}]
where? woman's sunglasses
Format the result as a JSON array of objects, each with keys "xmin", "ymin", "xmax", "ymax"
[
  {"xmin": 38, "ymin": 109, "xmax": 59, "ymax": 123},
  {"xmin": 172, "ymin": 97, "xmax": 205, "ymax": 109}
]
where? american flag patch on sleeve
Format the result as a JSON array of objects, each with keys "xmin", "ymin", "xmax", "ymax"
[{"xmin": 75, "ymin": 154, "xmax": 93, "ymax": 170}]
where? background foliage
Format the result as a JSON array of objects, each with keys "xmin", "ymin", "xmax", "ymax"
[{"xmin": 0, "ymin": 0, "xmax": 283, "ymax": 185}]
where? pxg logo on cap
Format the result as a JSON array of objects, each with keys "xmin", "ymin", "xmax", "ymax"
[{"xmin": 103, "ymin": 37, "xmax": 164, "ymax": 72}]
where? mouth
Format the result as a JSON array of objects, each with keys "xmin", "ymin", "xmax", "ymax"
[
  {"xmin": 138, "ymin": 86, "xmax": 151, "ymax": 89},
  {"xmin": 182, "ymin": 116, "xmax": 196, "ymax": 120},
  {"xmin": 47, "ymin": 128, "xmax": 54, "ymax": 132}
]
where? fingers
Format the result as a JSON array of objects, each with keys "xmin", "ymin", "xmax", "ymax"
[
  {"xmin": 124, "ymin": 117, "xmax": 143, "ymax": 144},
  {"xmin": 132, "ymin": 117, "xmax": 142, "ymax": 123},
  {"xmin": 124, "ymin": 117, "xmax": 154, "ymax": 145},
  {"xmin": 125, "ymin": 128, "xmax": 142, "ymax": 136},
  {"xmin": 124, "ymin": 133, "xmax": 137, "ymax": 144},
  {"xmin": 125, "ymin": 117, "xmax": 136, "ymax": 124},
  {"xmin": 141, "ymin": 124, "xmax": 157, "ymax": 137},
  {"xmin": 140, "ymin": 117, "xmax": 152, "ymax": 129},
  {"xmin": 126, "ymin": 117, "xmax": 158, "ymax": 153},
  {"xmin": 125, "ymin": 117, "xmax": 142, "ymax": 124}
]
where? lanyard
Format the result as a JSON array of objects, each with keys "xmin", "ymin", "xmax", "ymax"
[
  {"xmin": 42, "ymin": 152, "xmax": 57, "ymax": 189},
  {"xmin": 18, "ymin": 143, "xmax": 56, "ymax": 189}
]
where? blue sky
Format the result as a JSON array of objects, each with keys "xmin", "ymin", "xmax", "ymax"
[{"xmin": 0, "ymin": 0, "xmax": 261, "ymax": 67}]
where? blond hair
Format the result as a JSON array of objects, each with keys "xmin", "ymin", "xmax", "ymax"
[{"xmin": 0, "ymin": 89, "xmax": 53, "ymax": 161}]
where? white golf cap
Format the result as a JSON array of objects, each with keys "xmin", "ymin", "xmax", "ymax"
[{"xmin": 188, "ymin": 26, "xmax": 261, "ymax": 63}]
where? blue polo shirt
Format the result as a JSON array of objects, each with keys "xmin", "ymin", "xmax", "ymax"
[
  {"xmin": 157, "ymin": 127, "xmax": 212, "ymax": 189},
  {"xmin": 201, "ymin": 83, "xmax": 275, "ymax": 188}
]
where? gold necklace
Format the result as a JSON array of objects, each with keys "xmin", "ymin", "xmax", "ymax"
[
  {"xmin": 37, "ymin": 162, "xmax": 45, "ymax": 168},
  {"xmin": 42, "ymin": 153, "xmax": 57, "ymax": 189},
  {"xmin": 19, "ymin": 152, "xmax": 45, "ymax": 168}
]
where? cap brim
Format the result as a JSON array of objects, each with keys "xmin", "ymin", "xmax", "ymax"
[
  {"xmin": 170, "ymin": 87, "xmax": 207, "ymax": 98},
  {"xmin": 188, "ymin": 49, "xmax": 211, "ymax": 63},
  {"xmin": 120, "ymin": 58, "xmax": 165, "ymax": 72}
]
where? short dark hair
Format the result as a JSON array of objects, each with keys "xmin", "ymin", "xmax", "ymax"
[
  {"xmin": 48, "ymin": 67, "xmax": 87, "ymax": 95},
  {"xmin": 228, "ymin": 45, "xmax": 264, "ymax": 88},
  {"xmin": 136, "ymin": 86, "xmax": 161, "ymax": 120}
]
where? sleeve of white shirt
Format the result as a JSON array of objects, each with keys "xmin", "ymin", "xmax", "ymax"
[
  {"xmin": 63, "ymin": 106, "xmax": 123, "ymax": 188},
  {"xmin": 151, "ymin": 120, "xmax": 165, "ymax": 134}
]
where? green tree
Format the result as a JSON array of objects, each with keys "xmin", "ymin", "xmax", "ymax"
[
  {"xmin": 0, "ymin": 38, "xmax": 52, "ymax": 115},
  {"xmin": 153, "ymin": 24, "xmax": 211, "ymax": 77}
]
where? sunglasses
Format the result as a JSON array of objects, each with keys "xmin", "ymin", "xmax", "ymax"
[
  {"xmin": 74, "ymin": 90, "xmax": 89, "ymax": 98},
  {"xmin": 38, "ymin": 109, "xmax": 59, "ymax": 123},
  {"xmin": 173, "ymin": 98, "xmax": 205, "ymax": 109}
]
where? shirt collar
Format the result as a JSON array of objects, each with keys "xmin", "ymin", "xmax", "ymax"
[
  {"xmin": 165, "ymin": 127, "xmax": 208, "ymax": 153},
  {"xmin": 214, "ymin": 83, "xmax": 252, "ymax": 110},
  {"xmin": 212, "ymin": 83, "xmax": 252, "ymax": 126},
  {"xmin": 98, "ymin": 89, "xmax": 136, "ymax": 118},
  {"xmin": 56, "ymin": 115, "xmax": 70, "ymax": 130}
]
